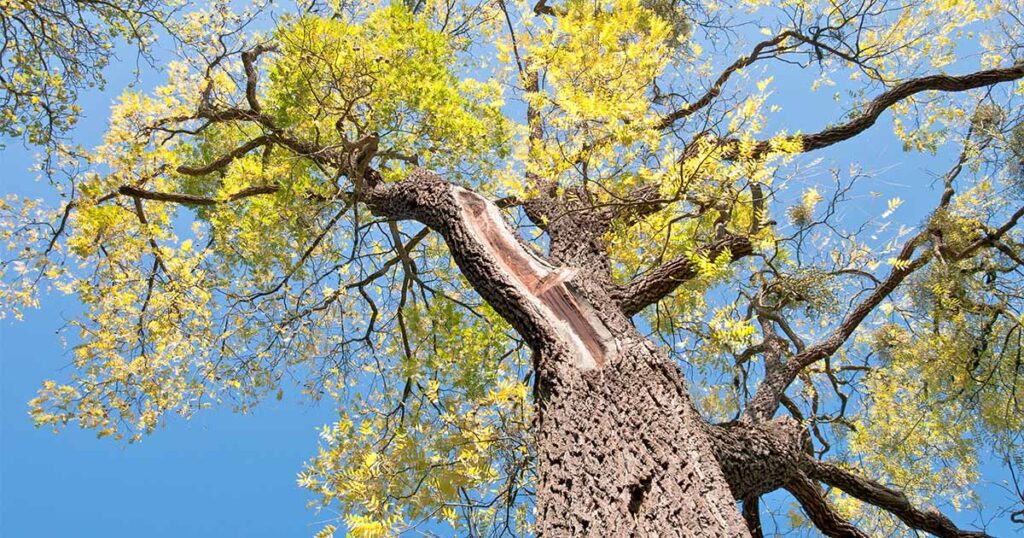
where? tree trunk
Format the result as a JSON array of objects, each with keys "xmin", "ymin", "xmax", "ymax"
[
  {"xmin": 367, "ymin": 170, "xmax": 752, "ymax": 536},
  {"xmin": 534, "ymin": 337, "xmax": 751, "ymax": 536}
]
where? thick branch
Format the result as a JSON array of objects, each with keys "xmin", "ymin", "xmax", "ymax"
[
  {"xmin": 786, "ymin": 472, "xmax": 869, "ymax": 538},
  {"xmin": 958, "ymin": 204, "xmax": 1024, "ymax": 259},
  {"xmin": 710, "ymin": 419, "xmax": 989, "ymax": 537},
  {"xmin": 707, "ymin": 416, "xmax": 809, "ymax": 500},
  {"xmin": 533, "ymin": 0, "xmax": 560, "ymax": 16},
  {"xmin": 805, "ymin": 458, "xmax": 991, "ymax": 538},
  {"xmin": 742, "ymin": 497, "xmax": 764, "ymax": 538},
  {"xmin": 613, "ymin": 233, "xmax": 752, "ymax": 316},
  {"xmin": 597, "ymin": 183, "xmax": 667, "ymax": 226},
  {"xmin": 182, "ymin": 107, "xmax": 346, "ymax": 167},
  {"xmin": 699, "ymin": 62, "xmax": 1024, "ymax": 161}
]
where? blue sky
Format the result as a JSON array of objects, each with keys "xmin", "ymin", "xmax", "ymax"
[
  {"xmin": 0, "ymin": 42, "xmax": 336, "ymax": 536},
  {"xmin": 2, "ymin": 8, "xmax": 1023, "ymax": 538},
  {"xmin": 0, "ymin": 208, "xmax": 335, "ymax": 534}
]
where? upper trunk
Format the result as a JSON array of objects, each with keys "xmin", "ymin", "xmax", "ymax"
[{"xmin": 367, "ymin": 170, "xmax": 751, "ymax": 536}]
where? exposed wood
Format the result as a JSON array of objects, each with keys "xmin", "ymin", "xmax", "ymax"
[{"xmin": 454, "ymin": 187, "xmax": 616, "ymax": 369}]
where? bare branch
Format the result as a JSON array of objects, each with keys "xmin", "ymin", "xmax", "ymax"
[
  {"xmin": 175, "ymin": 135, "xmax": 271, "ymax": 176},
  {"xmin": 240, "ymin": 43, "xmax": 276, "ymax": 113},
  {"xmin": 129, "ymin": 195, "xmax": 168, "ymax": 274},
  {"xmin": 694, "ymin": 63, "xmax": 1024, "ymax": 161},
  {"xmin": 744, "ymin": 237, "xmax": 928, "ymax": 422},
  {"xmin": 658, "ymin": 31, "xmax": 800, "ymax": 130},
  {"xmin": 744, "ymin": 197, "xmax": 1024, "ymax": 422},
  {"xmin": 786, "ymin": 472, "xmax": 869, "ymax": 538},
  {"xmin": 117, "ymin": 184, "xmax": 280, "ymax": 206}
]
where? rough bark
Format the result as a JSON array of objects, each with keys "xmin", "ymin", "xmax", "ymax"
[
  {"xmin": 707, "ymin": 417, "xmax": 809, "ymax": 500},
  {"xmin": 533, "ymin": 335, "xmax": 748, "ymax": 536}
]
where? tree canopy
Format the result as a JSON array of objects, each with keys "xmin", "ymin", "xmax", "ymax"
[
  {"xmin": 0, "ymin": 0, "xmax": 181, "ymax": 166},
  {"xmin": 4, "ymin": 0, "xmax": 1024, "ymax": 536}
]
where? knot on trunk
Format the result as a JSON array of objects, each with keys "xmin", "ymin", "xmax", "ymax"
[{"xmin": 707, "ymin": 417, "xmax": 811, "ymax": 499}]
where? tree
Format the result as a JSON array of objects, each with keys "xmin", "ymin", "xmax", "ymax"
[{"xmin": 4, "ymin": 0, "xmax": 1024, "ymax": 535}]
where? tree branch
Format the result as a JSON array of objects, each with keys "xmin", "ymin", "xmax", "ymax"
[
  {"xmin": 658, "ymin": 31, "xmax": 800, "ymax": 130},
  {"xmin": 742, "ymin": 496, "xmax": 764, "ymax": 538},
  {"xmin": 786, "ymin": 472, "xmax": 869, "ymax": 538},
  {"xmin": 694, "ymin": 62, "xmax": 1024, "ymax": 161},
  {"xmin": 804, "ymin": 458, "xmax": 991, "ymax": 538},
  {"xmin": 175, "ymin": 135, "xmax": 271, "ymax": 176},
  {"xmin": 117, "ymin": 184, "xmax": 280, "ymax": 206},
  {"xmin": 746, "ymin": 197, "xmax": 1024, "ymax": 422},
  {"xmin": 240, "ymin": 43, "xmax": 276, "ymax": 114},
  {"xmin": 743, "ymin": 233, "xmax": 928, "ymax": 422},
  {"xmin": 613, "ymin": 233, "xmax": 753, "ymax": 316},
  {"xmin": 364, "ymin": 169, "xmax": 617, "ymax": 367}
]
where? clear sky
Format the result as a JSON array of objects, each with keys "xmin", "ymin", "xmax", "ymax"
[{"xmin": 1, "ymin": 10, "xmax": 1022, "ymax": 538}]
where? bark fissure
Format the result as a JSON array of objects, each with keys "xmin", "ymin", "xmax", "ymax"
[{"xmin": 627, "ymin": 473, "xmax": 654, "ymax": 516}]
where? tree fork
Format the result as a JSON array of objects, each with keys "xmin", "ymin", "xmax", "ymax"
[{"xmin": 366, "ymin": 169, "xmax": 750, "ymax": 536}]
